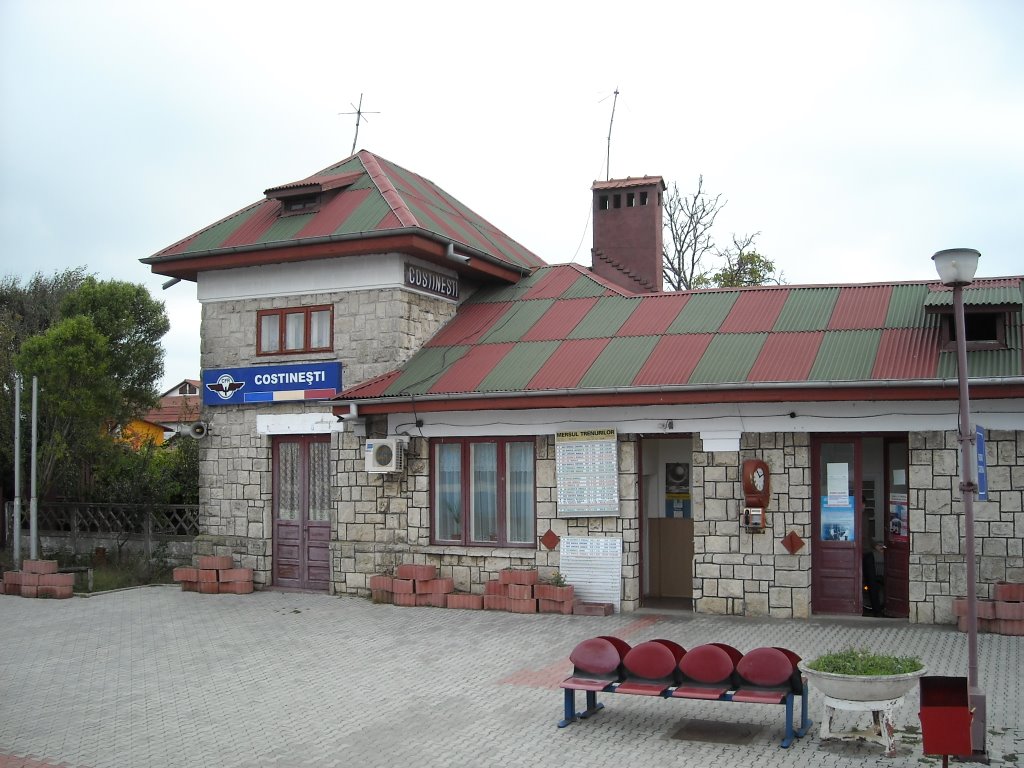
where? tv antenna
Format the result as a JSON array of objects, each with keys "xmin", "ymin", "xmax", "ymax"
[
  {"xmin": 603, "ymin": 87, "xmax": 619, "ymax": 180},
  {"xmin": 339, "ymin": 93, "xmax": 379, "ymax": 155}
]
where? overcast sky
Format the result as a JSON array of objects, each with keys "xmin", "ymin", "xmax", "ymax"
[{"xmin": 2, "ymin": 0, "xmax": 1021, "ymax": 392}]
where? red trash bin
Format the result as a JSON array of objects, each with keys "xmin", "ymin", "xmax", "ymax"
[{"xmin": 919, "ymin": 676, "xmax": 972, "ymax": 760}]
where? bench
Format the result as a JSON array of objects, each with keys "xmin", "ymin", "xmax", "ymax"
[
  {"xmin": 58, "ymin": 566, "xmax": 94, "ymax": 592},
  {"xmin": 558, "ymin": 637, "xmax": 813, "ymax": 748}
]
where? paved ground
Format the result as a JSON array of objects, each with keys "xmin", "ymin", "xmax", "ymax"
[{"xmin": 0, "ymin": 586, "xmax": 1020, "ymax": 768}]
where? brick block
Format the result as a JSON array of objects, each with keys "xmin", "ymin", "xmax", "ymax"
[
  {"xmin": 994, "ymin": 619, "xmax": 1024, "ymax": 636},
  {"xmin": 368, "ymin": 575, "xmax": 393, "ymax": 592},
  {"xmin": 173, "ymin": 567, "xmax": 198, "ymax": 583},
  {"xmin": 539, "ymin": 598, "xmax": 575, "ymax": 614},
  {"xmin": 509, "ymin": 569, "xmax": 539, "ymax": 586},
  {"xmin": 197, "ymin": 581, "xmax": 220, "ymax": 594},
  {"xmin": 425, "ymin": 578, "xmax": 455, "ymax": 594},
  {"xmin": 993, "ymin": 582, "xmax": 1024, "ymax": 602},
  {"xmin": 953, "ymin": 598, "xmax": 996, "ymax": 619},
  {"xmin": 371, "ymin": 589, "xmax": 393, "ymax": 604},
  {"xmin": 483, "ymin": 595, "xmax": 508, "ymax": 611},
  {"xmin": 220, "ymin": 580, "xmax": 254, "ymax": 595},
  {"xmin": 535, "ymin": 584, "xmax": 575, "ymax": 602},
  {"xmin": 218, "ymin": 568, "xmax": 253, "ymax": 583},
  {"xmin": 23, "ymin": 560, "xmax": 58, "ymax": 575},
  {"xmin": 3, "ymin": 582, "xmax": 20, "ymax": 596},
  {"xmin": 181, "ymin": 581, "xmax": 198, "ymax": 592},
  {"xmin": 508, "ymin": 584, "xmax": 534, "ymax": 600},
  {"xmin": 396, "ymin": 563, "xmax": 436, "ymax": 580},
  {"xmin": 391, "ymin": 579, "xmax": 415, "ymax": 594},
  {"xmin": 38, "ymin": 585, "xmax": 73, "ymax": 599},
  {"xmin": 508, "ymin": 598, "xmax": 537, "ymax": 614},
  {"xmin": 3, "ymin": 571, "xmax": 23, "ymax": 586},
  {"xmin": 197, "ymin": 568, "xmax": 219, "ymax": 583},
  {"xmin": 393, "ymin": 592, "xmax": 417, "ymax": 607},
  {"xmin": 19, "ymin": 572, "xmax": 40, "ymax": 587},
  {"xmin": 995, "ymin": 601, "xmax": 1024, "ymax": 620},
  {"xmin": 446, "ymin": 593, "xmax": 483, "ymax": 610},
  {"xmin": 197, "ymin": 555, "xmax": 233, "ymax": 571},
  {"xmin": 39, "ymin": 573, "xmax": 74, "ymax": 588},
  {"xmin": 573, "ymin": 601, "xmax": 614, "ymax": 616},
  {"xmin": 21, "ymin": 585, "xmax": 39, "ymax": 598},
  {"xmin": 483, "ymin": 580, "xmax": 507, "ymax": 596},
  {"xmin": 416, "ymin": 592, "xmax": 448, "ymax": 608}
]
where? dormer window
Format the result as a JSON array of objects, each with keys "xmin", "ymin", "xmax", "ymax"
[
  {"xmin": 924, "ymin": 286, "xmax": 1019, "ymax": 352},
  {"xmin": 282, "ymin": 194, "xmax": 320, "ymax": 215}
]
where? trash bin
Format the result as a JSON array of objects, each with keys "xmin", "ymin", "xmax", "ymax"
[{"xmin": 919, "ymin": 676, "xmax": 972, "ymax": 758}]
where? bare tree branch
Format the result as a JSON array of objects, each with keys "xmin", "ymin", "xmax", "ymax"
[{"xmin": 661, "ymin": 176, "xmax": 725, "ymax": 291}]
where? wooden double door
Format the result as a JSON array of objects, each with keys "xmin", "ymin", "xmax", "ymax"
[
  {"xmin": 811, "ymin": 435, "xmax": 909, "ymax": 617},
  {"xmin": 273, "ymin": 435, "xmax": 330, "ymax": 591}
]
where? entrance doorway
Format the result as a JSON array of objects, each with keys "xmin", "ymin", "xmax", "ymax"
[
  {"xmin": 811, "ymin": 435, "xmax": 909, "ymax": 617},
  {"xmin": 272, "ymin": 435, "xmax": 330, "ymax": 590},
  {"xmin": 640, "ymin": 437, "xmax": 694, "ymax": 609}
]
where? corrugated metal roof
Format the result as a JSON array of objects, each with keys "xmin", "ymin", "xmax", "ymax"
[
  {"xmin": 808, "ymin": 330, "xmax": 882, "ymax": 381},
  {"xmin": 337, "ymin": 264, "xmax": 1023, "ymax": 404},
  {"xmin": 522, "ymin": 298, "xmax": 599, "ymax": 341},
  {"xmin": 924, "ymin": 282, "xmax": 1024, "ymax": 308},
  {"xmin": 747, "ymin": 332, "xmax": 824, "ymax": 382},
  {"xmin": 527, "ymin": 338, "xmax": 610, "ymax": 390},
  {"xmin": 773, "ymin": 288, "xmax": 839, "ymax": 331},
  {"xmin": 578, "ymin": 337, "xmax": 660, "ymax": 388},
  {"xmin": 148, "ymin": 150, "xmax": 545, "ymax": 274},
  {"xmin": 719, "ymin": 289, "xmax": 790, "ymax": 333},
  {"xmin": 829, "ymin": 285, "xmax": 892, "ymax": 330}
]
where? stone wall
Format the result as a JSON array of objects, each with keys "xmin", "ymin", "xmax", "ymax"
[
  {"xmin": 196, "ymin": 286, "xmax": 457, "ymax": 580},
  {"xmin": 691, "ymin": 433, "xmax": 813, "ymax": 619},
  {"xmin": 332, "ymin": 432, "xmax": 640, "ymax": 611},
  {"xmin": 908, "ymin": 428, "xmax": 1024, "ymax": 624}
]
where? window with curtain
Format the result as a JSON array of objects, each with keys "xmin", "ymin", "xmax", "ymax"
[
  {"xmin": 431, "ymin": 437, "xmax": 535, "ymax": 547},
  {"xmin": 257, "ymin": 305, "xmax": 333, "ymax": 355}
]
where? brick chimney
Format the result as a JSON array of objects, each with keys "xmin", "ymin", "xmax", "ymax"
[{"xmin": 591, "ymin": 176, "xmax": 665, "ymax": 293}]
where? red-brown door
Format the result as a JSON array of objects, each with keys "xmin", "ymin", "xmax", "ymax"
[
  {"xmin": 273, "ymin": 436, "xmax": 330, "ymax": 590},
  {"xmin": 883, "ymin": 438, "xmax": 910, "ymax": 617},
  {"xmin": 812, "ymin": 438, "xmax": 862, "ymax": 614}
]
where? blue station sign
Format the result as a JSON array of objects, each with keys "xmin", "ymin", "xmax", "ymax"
[{"xmin": 202, "ymin": 362, "xmax": 342, "ymax": 406}]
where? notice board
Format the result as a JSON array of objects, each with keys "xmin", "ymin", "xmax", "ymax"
[
  {"xmin": 555, "ymin": 429, "xmax": 619, "ymax": 517},
  {"xmin": 558, "ymin": 536, "xmax": 622, "ymax": 611}
]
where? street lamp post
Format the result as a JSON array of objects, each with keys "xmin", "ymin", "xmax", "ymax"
[{"xmin": 931, "ymin": 247, "xmax": 986, "ymax": 758}]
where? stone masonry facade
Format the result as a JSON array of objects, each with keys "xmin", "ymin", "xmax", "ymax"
[{"xmin": 193, "ymin": 286, "xmax": 457, "ymax": 583}]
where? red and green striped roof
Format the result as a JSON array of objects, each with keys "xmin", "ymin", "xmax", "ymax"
[
  {"xmin": 341, "ymin": 267, "xmax": 1024, "ymax": 405},
  {"xmin": 147, "ymin": 150, "xmax": 545, "ymax": 275}
]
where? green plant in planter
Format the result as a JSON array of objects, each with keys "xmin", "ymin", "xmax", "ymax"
[
  {"xmin": 548, "ymin": 570, "xmax": 567, "ymax": 587},
  {"xmin": 806, "ymin": 647, "xmax": 923, "ymax": 676}
]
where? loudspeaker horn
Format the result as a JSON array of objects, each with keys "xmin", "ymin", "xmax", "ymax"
[{"xmin": 187, "ymin": 421, "xmax": 208, "ymax": 439}]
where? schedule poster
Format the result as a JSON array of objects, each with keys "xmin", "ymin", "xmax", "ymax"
[{"xmin": 555, "ymin": 429, "xmax": 620, "ymax": 517}]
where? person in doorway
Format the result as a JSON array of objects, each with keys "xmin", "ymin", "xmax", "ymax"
[{"xmin": 862, "ymin": 507, "xmax": 885, "ymax": 615}]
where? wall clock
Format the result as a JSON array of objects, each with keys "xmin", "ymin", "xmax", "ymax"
[{"xmin": 742, "ymin": 459, "xmax": 771, "ymax": 508}]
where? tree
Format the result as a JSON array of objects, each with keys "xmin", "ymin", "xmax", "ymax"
[
  {"xmin": 0, "ymin": 268, "xmax": 89, "ymax": 502},
  {"xmin": 662, "ymin": 178, "xmax": 782, "ymax": 290},
  {"xmin": 3, "ymin": 271, "xmax": 170, "ymax": 498}
]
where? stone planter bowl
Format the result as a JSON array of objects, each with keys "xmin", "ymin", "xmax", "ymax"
[{"xmin": 798, "ymin": 660, "xmax": 927, "ymax": 701}]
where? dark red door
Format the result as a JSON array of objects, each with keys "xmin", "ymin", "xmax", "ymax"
[
  {"xmin": 883, "ymin": 438, "xmax": 910, "ymax": 617},
  {"xmin": 811, "ymin": 438, "xmax": 862, "ymax": 614},
  {"xmin": 273, "ymin": 436, "xmax": 330, "ymax": 590}
]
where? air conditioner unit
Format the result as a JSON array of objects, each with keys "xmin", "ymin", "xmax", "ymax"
[{"xmin": 365, "ymin": 438, "xmax": 405, "ymax": 474}]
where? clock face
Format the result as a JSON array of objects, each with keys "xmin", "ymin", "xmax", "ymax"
[{"xmin": 753, "ymin": 467, "xmax": 765, "ymax": 491}]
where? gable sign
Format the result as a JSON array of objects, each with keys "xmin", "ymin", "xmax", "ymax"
[
  {"xmin": 405, "ymin": 263, "xmax": 459, "ymax": 301},
  {"xmin": 202, "ymin": 362, "xmax": 342, "ymax": 406}
]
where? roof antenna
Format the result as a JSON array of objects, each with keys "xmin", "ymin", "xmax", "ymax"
[
  {"xmin": 339, "ymin": 93, "xmax": 380, "ymax": 155},
  {"xmin": 605, "ymin": 87, "xmax": 619, "ymax": 181}
]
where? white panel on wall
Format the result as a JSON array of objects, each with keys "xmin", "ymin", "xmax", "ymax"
[{"xmin": 558, "ymin": 536, "xmax": 622, "ymax": 612}]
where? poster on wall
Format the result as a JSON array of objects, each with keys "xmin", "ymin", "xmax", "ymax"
[
  {"xmin": 820, "ymin": 496, "xmax": 855, "ymax": 541},
  {"xmin": 555, "ymin": 429, "xmax": 619, "ymax": 517},
  {"xmin": 664, "ymin": 462, "xmax": 692, "ymax": 518},
  {"xmin": 888, "ymin": 492, "xmax": 909, "ymax": 542}
]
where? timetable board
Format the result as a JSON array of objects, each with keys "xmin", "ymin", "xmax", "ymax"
[{"xmin": 555, "ymin": 429, "xmax": 619, "ymax": 517}]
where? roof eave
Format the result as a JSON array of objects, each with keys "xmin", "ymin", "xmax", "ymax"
[
  {"xmin": 142, "ymin": 228, "xmax": 534, "ymax": 284},
  {"xmin": 334, "ymin": 377, "xmax": 1024, "ymax": 415}
]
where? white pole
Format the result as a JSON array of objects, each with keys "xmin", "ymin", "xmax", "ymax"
[
  {"xmin": 12, "ymin": 374, "xmax": 22, "ymax": 565},
  {"xmin": 30, "ymin": 375, "xmax": 38, "ymax": 561}
]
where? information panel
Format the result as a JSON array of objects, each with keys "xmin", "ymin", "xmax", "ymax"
[{"xmin": 555, "ymin": 429, "xmax": 619, "ymax": 517}]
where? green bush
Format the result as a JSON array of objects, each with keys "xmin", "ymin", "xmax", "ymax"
[{"xmin": 806, "ymin": 647, "xmax": 923, "ymax": 675}]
